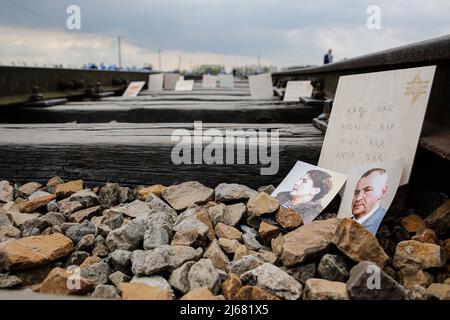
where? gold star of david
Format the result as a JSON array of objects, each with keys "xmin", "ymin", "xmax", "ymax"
[{"xmin": 404, "ymin": 72, "xmax": 429, "ymax": 106}]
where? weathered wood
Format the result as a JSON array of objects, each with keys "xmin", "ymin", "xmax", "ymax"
[
  {"xmin": 0, "ymin": 102, "xmax": 321, "ymax": 124},
  {"xmin": 0, "ymin": 123, "xmax": 323, "ymax": 189}
]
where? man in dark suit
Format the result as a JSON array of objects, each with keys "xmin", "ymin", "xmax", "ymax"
[
  {"xmin": 275, "ymin": 170, "xmax": 332, "ymax": 224},
  {"xmin": 352, "ymin": 168, "xmax": 388, "ymax": 235}
]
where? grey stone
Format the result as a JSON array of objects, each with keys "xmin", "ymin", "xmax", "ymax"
[
  {"xmin": 173, "ymin": 207, "xmax": 208, "ymax": 235},
  {"xmin": 47, "ymin": 200, "xmax": 58, "ymax": 212},
  {"xmin": 21, "ymin": 217, "xmax": 52, "ymax": 237},
  {"xmin": 76, "ymin": 234, "xmax": 95, "ymax": 252},
  {"xmin": 94, "ymin": 235, "xmax": 106, "ymax": 246},
  {"xmin": 118, "ymin": 186, "xmax": 134, "ymax": 204},
  {"xmin": 130, "ymin": 250, "xmax": 146, "ymax": 276},
  {"xmin": 131, "ymin": 275, "xmax": 174, "ymax": 297},
  {"xmin": 99, "ymin": 183, "xmax": 121, "ymax": 208},
  {"xmin": 105, "ymin": 218, "xmax": 146, "ymax": 251},
  {"xmin": 286, "ymin": 263, "xmax": 316, "ymax": 285},
  {"xmin": 161, "ymin": 181, "xmax": 214, "ymax": 211},
  {"xmin": 281, "ymin": 218, "xmax": 340, "ymax": 267},
  {"xmin": 258, "ymin": 185, "xmax": 276, "ymax": 195},
  {"xmin": 92, "ymin": 243, "xmax": 109, "ymax": 258},
  {"xmin": 0, "ymin": 273, "xmax": 22, "ymax": 289},
  {"xmin": 60, "ymin": 222, "xmax": 78, "ymax": 234},
  {"xmin": 28, "ymin": 190, "xmax": 50, "ymax": 200},
  {"xmin": 217, "ymin": 269, "xmax": 228, "ymax": 282},
  {"xmin": 241, "ymin": 263, "xmax": 302, "ymax": 300},
  {"xmin": 145, "ymin": 193, "xmax": 177, "ymax": 216},
  {"xmin": 406, "ymin": 285, "xmax": 431, "ymax": 300},
  {"xmin": 168, "ymin": 261, "xmax": 195, "ymax": 294},
  {"xmin": 46, "ymin": 176, "xmax": 64, "ymax": 194},
  {"xmin": 424, "ymin": 200, "xmax": 449, "ymax": 238},
  {"xmin": 303, "ymin": 278, "xmax": 349, "ymax": 300},
  {"xmin": 214, "ymin": 183, "xmax": 257, "ymax": 203},
  {"xmin": 110, "ymin": 200, "xmax": 152, "ymax": 219},
  {"xmin": 66, "ymin": 251, "xmax": 90, "ymax": 266},
  {"xmin": 346, "ymin": 261, "xmax": 407, "ymax": 300},
  {"xmin": 58, "ymin": 200, "xmax": 84, "ymax": 216},
  {"xmin": 108, "ymin": 271, "xmax": 131, "ymax": 287},
  {"xmin": 131, "ymin": 245, "xmax": 203, "ymax": 276},
  {"xmin": 240, "ymin": 226, "xmax": 263, "ymax": 251},
  {"xmin": 20, "ymin": 183, "xmax": 44, "ymax": 199},
  {"xmin": 96, "ymin": 224, "xmax": 112, "ymax": 238},
  {"xmin": 208, "ymin": 203, "xmax": 227, "ymax": 227},
  {"xmin": 69, "ymin": 189, "xmax": 99, "ymax": 208},
  {"xmin": 41, "ymin": 212, "xmax": 66, "ymax": 227},
  {"xmin": 3, "ymin": 207, "xmax": 41, "ymax": 227},
  {"xmin": 224, "ymin": 203, "xmax": 246, "ymax": 226},
  {"xmin": 65, "ymin": 220, "xmax": 96, "ymax": 243},
  {"xmin": 80, "ymin": 261, "xmax": 112, "ymax": 286},
  {"xmin": 0, "ymin": 181, "xmax": 14, "ymax": 203},
  {"xmin": 230, "ymin": 255, "xmax": 265, "ymax": 276},
  {"xmin": 0, "ymin": 211, "xmax": 12, "ymax": 227},
  {"xmin": 145, "ymin": 211, "xmax": 175, "ymax": 235},
  {"xmin": 203, "ymin": 239, "xmax": 230, "ymax": 271},
  {"xmin": 208, "ymin": 203, "xmax": 246, "ymax": 227},
  {"xmin": 0, "ymin": 225, "xmax": 21, "ymax": 242},
  {"xmin": 217, "ymin": 238, "xmax": 241, "ymax": 254},
  {"xmin": 317, "ymin": 254, "xmax": 349, "ymax": 282},
  {"xmin": 108, "ymin": 249, "xmax": 131, "ymax": 273},
  {"xmin": 91, "ymin": 284, "xmax": 121, "ymax": 299},
  {"xmin": 100, "ymin": 210, "xmax": 124, "ymax": 230},
  {"xmin": 143, "ymin": 225, "xmax": 170, "ymax": 250},
  {"xmin": 188, "ymin": 259, "xmax": 220, "ymax": 294}
]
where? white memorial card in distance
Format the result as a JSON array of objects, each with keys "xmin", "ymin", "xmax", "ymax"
[
  {"xmin": 283, "ymin": 81, "xmax": 313, "ymax": 102},
  {"xmin": 122, "ymin": 81, "xmax": 146, "ymax": 97},
  {"xmin": 202, "ymin": 75, "xmax": 217, "ymax": 89},
  {"xmin": 218, "ymin": 74, "xmax": 234, "ymax": 88},
  {"xmin": 164, "ymin": 73, "xmax": 181, "ymax": 90},
  {"xmin": 148, "ymin": 73, "xmax": 164, "ymax": 92},
  {"xmin": 248, "ymin": 73, "xmax": 273, "ymax": 99},
  {"xmin": 175, "ymin": 80, "xmax": 194, "ymax": 91}
]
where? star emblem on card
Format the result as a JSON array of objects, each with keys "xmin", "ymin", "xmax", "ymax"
[{"xmin": 404, "ymin": 72, "xmax": 429, "ymax": 106}]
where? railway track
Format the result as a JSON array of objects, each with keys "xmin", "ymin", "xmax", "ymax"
[{"xmin": 0, "ymin": 35, "xmax": 448, "ymax": 191}]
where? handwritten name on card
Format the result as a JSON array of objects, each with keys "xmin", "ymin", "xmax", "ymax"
[
  {"xmin": 283, "ymin": 81, "xmax": 313, "ymax": 102},
  {"xmin": 318, "ymin": 66, "xmax": 436, "ymax": 185},
  {"xmin": 122, "ymin": 81, "xmax": 146, "ymax": 97}
]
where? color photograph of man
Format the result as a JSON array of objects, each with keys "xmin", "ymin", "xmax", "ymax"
[
  {"xmin": 275, "ymin": 170, "xmax": 332, "ymax": 224},
  {"xmin": 352, "ymin": 168, "xmax": 388, "ymax": 234}
]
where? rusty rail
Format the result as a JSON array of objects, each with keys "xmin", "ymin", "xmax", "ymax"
[{"xmin": 0, "ymin": 66, "xmax": 155, "ymax": 106}]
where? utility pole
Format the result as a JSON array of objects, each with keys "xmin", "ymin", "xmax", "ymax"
[
  {"xmin": 158, "ymin": 50, "xmax": 162, "ymax": 71},
  {"xmin": 118, "ymin": 36, "xmax": 122, "ymax": 69},
  {"xmin": 258, "ymin": 55, "xmax": 261, "ymax": 71},
  {"xmin": 178, "ymin": 55, "xmax": 181, "ymax": 71}
]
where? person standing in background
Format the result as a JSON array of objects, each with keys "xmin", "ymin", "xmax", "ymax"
[{"xmin": 324, "ymin": 49, "xmax": 333, "ymax": 64}]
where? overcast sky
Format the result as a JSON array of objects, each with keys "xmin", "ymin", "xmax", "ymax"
[{"xmin": 1, "ymin": 0, "xmax": 449, "ymax": 71}]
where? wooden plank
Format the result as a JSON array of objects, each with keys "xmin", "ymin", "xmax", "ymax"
[
  {"xmin": 0, "ymin": 102, "xmax": 322, "ymax": 124},
  {"xmin": 0, "ymin": 123, "xmax": 323, "ymax": 189}
]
